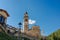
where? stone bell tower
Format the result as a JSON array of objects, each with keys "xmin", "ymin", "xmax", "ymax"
[{"xmin": 24, "ymin": 12, "xmax": 29, "ymax": 32}]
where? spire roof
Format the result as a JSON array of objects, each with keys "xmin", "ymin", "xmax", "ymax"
[
  {"xmin": 25, "ymin": 11, "xmax": 28, "ymax": 14},
  {"xmin": 0, "ymin": 9, "xmax": 9, "ymax": 17},
  {"xmin": 24, "ymin": 12, "xmax": 28, "ymax": 16}
]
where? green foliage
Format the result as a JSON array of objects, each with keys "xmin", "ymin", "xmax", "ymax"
[
  {"xmin": 24, "ymin": 37, "xmax": 30, "ymax": 40},
  {"xmin": 47, "ymin": 29, "xmax": 60, "ymax": 40},
  {"xmin": 39, "ymin": 29, "xmax": 60, "ymax": 40},
  {"xmin": 0, "ymin": 31, "xmax": 17, "ymax": 40}
]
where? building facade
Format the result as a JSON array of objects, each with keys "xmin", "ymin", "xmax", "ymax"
[
  {"xmin": 23, "ymin": 12, "xmax": 40, "ymax": 40},
  {"xmin": 0, "ymin": 9, "xmax": 40, "ymax": 40}
]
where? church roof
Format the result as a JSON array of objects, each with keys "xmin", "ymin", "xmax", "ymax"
[{"xmin": 0, "ymin": 9, "xmax": 9, "ymax": 17}]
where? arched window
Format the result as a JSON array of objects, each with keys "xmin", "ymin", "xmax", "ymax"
[{"xmin": 25, "ymin": 19, "xmax": 28, "ymax": 21}]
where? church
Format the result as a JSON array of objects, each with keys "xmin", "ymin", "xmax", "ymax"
[{"xmin": 0, "ymin": 9, "xmax": 40, "ymax": 40}]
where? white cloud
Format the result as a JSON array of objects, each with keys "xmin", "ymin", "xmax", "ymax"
[
  {"xmin": 22, "ymin": 19, "xmax": 36, "ymax": 32},
  {"xmin": 29, "ymin": 19, "xmax": 36, "ymax": 24}
]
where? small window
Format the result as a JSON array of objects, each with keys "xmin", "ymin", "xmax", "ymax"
[
  {"xmin": 0, "ymin": 16, "xmax": 1, "ymax": 22},
  {"xmin": 0, "ymin": 16, "xmax": 5, "ymax": 23}
]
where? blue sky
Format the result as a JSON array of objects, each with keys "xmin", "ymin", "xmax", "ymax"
[{"xmin": 0, "ymin": 0, "xmax": 60, "ymax": 36}]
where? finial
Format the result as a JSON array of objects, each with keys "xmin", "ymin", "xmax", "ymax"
[{"xmin": 25, "ymin": 11, "xmax": 28, "ymax": 14}]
